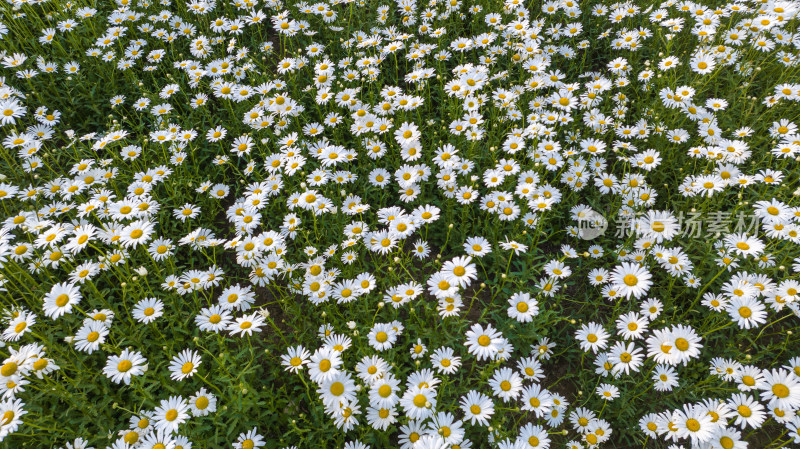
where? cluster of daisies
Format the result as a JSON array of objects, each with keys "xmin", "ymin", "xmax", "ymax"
[
  {"xmin": 280, "ymin": 321, "xmax": 593, "ymax": 449},
  {"xmin": 635, "ymin": 359, "xmax": 800, "ymax": 448},
  {"xmin": 1, "ymin": 0, "xmax": 800, "ymax": 447}
]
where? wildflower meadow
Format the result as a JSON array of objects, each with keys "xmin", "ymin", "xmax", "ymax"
[{"xmin": 1, "ymin": 0, "xmax": 800, "ymax": 448}]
